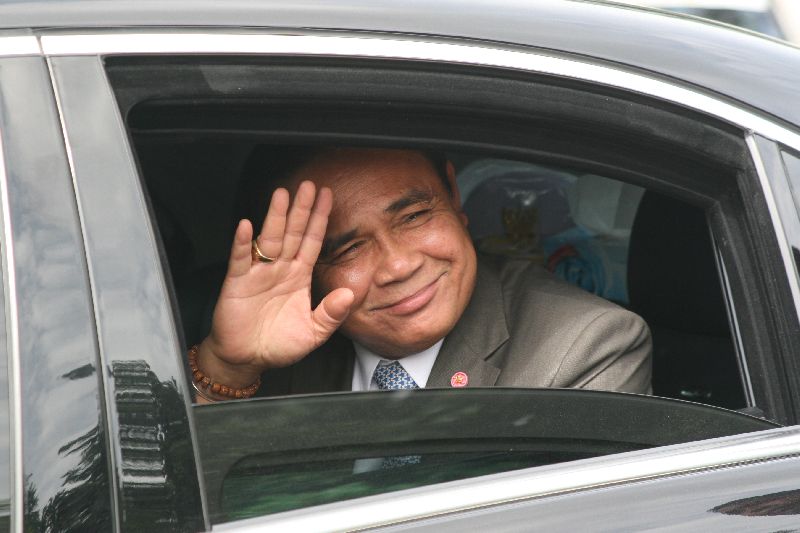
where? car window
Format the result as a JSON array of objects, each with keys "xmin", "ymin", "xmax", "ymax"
[
  {"xmin": 134, "ymin": 139, "xmax": 746, "ymax": 409},
  {"xmin": 175, "ymin": 152, "xmax": 751, "ymax": 523},
  {"xmin": 106, "ymin": 54, "xmax": 776, "ymax": 524}
]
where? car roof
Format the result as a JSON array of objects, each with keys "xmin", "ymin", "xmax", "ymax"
[{"xmin": 2, "ymin": 0, "xmax": 800, "ymax": 128}]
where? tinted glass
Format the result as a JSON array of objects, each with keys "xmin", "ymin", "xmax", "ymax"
[{"xmin": 195, "ymin": 390, "xmax": 776, "ymax": 524}]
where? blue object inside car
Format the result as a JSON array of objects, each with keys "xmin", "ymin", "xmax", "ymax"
[{"xmin": 459, "ymin": 159, "xmax": 643, "ymax": 304}]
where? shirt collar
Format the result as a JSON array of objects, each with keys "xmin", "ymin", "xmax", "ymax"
[{"xmin": 351, "ymin": 339, "xmax": 444, "ymax": 391}]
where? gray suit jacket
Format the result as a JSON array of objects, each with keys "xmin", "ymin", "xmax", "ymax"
[{"xmin": 259, "ymin": 258, "xmax": 652, "ymax": 396}]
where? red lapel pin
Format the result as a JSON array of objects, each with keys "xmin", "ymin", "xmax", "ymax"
[{"xmin": 450, "ymin": 371, "xmax": 469, "ymax": 388}]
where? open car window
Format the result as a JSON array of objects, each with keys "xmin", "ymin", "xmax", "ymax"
[{"xmin": 105, "ymin": 52, "xmax": 795, "ymax": 525}]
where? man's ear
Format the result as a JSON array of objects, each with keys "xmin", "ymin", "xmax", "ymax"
[{"xmin": 445, "ymin": 160, "xmax": 469, "ymax": 227}]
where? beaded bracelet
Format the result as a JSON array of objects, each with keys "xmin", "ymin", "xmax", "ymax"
[{"xmin": 188, "ymin": 344, "xmax": 261, "ymax": 400}]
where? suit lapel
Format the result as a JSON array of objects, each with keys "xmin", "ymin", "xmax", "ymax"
[{"xmin": 428, "ymin": 261, "xmax": 508, "ymax": 388}]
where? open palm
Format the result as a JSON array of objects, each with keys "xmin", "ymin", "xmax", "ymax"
[{"xmin": 199, "ymin": 181, "xmax": 354, "ymax": 387}]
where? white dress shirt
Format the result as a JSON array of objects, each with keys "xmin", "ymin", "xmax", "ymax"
[{"xmin": 351, "ymin": 339, "xmax": 444, "ymax": 391}]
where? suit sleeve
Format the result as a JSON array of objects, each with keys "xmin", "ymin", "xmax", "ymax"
[{"xmin": 549, "ymin": 308, "xmax": 653, "ymax": 394}]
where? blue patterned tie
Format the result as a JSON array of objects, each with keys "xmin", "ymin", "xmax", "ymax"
[
  {"xmin": 373, "ymin": 360, "xmax": 419, "ymax": 390},
  {"xmin": 372, "ymin": 360, "xmax": 421, "ymax": 469}
]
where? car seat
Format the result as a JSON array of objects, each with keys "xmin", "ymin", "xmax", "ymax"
[
  {"xmin": 458, "ymin": 159, "xmax": 642, "ymax": 304},
  {"xmin": 627, "ymin": 191, "xmax": 746, "ymax": 408}
]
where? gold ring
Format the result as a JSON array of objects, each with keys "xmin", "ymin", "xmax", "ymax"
[{"xmin": 251, "ymin": 240, "xmax": 277, "ymax": 263}]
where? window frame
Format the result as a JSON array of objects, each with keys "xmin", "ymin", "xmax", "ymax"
[
  {"xmin": 45, "ymin": 54, "xmax": 207, "ymax": 531},
  {"xmin": 90, "ymin": 33, "xmax": 800, "ymax": 418},
  {"xmin": 0, "ymin": 49, "xmax": 116, "ymax": 533}
]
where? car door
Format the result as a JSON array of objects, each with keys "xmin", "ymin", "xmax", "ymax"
[{"xmin": 32, "ymin": 25, "xmax": 800, "ymax": 531}]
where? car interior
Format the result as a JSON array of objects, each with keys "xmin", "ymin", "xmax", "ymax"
[
  {"xmin": 141, "ymin": 142, "xmax": 746, "ymax": 410},
  {"xmin": 109, "ymin": 55, "xmax": 760, "ymax": 408},
  {"xmin": 104, "ymin": 53, "xmax": 792, "ymax": 521}
]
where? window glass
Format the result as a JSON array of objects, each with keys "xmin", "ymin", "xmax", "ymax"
[{"xmin": 195, "ymin": 389, "xmax": 775, "ymax": 524}]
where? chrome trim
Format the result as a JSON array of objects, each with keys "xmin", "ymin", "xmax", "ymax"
[
  {"xmin": 215, "ymin": 426, "xmax": 800, "ymax": 532},
  {"xmin": 712, "ymin": 235, "xmax": 755, "ymax": 406},
  {"xmin": 0, "ymin": 109, "xmax": 23, "ymax": 533},
  {"xmin": 44, "ymin": 55, "xmax": 123, "ymax": 531},
  {"xmin": 0, "ymin": 36, "xmax": 39, "ymax": 57},
  {"xmin": 747, "ymin": 134, "xmax": 800, "ymax": 314}
]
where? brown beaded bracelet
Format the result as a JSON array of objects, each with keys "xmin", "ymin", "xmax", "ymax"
[{"xmin": 187, "ymin": 345, "xmax": 261, "ymax": 400}]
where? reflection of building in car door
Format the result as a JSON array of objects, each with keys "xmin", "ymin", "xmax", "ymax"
[{"xmin": 458, "ymin": 159, "xmax": 643, "ymax": 305}]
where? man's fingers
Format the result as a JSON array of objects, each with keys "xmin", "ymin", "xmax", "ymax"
[
  {"xmin": 280, "ymin": 180, "xmax": 316, "ymax": 260},
  {"xmin": 312, "ymin": 288, "xmax": 354, "ymax": 339},
  {"xmin": 256, "ymin": 188, "xmax": 289, "ymax": 260},
  {"xmin": 226, "ymin": 219, "xmax": 254, "ymax": 277},
  {"xmin": 297, "ymin": 187, "xmax": 332, "ymax": 264}
]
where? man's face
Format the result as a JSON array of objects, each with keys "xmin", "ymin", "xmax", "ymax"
[{"xmin": 298, "ymin": 148, "xmax": 477, "ymax": 358}]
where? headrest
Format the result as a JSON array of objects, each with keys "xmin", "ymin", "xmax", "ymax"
[{"xmin": 627, "ymin": 191, "xmax": 730, "ymax": 335}]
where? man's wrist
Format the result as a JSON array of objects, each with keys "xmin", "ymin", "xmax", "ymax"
[
  {"xmin": 196, "ymin": 339, "xmax": 264, "ymax": 387},
  {"xmin": 190, "ymin": 341, "xmax": 263, "ymax": 401}
]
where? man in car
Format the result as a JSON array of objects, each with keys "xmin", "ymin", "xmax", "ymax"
[{"xmin": 188, "ymin": 147, "xmax": 651, "ymax": 401}]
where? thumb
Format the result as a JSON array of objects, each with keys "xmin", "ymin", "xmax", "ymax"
[{"xmin": 312, "ymin": 288, "xmax": 355, "ymax": 338}]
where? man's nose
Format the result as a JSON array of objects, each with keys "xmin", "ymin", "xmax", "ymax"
[{"xmin": 373, "ymin": 236, "xmax": 423, "ymax": 286}]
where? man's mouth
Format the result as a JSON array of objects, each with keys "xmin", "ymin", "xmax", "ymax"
[{"xmin": 374, "ymin": 275, "xmax": 443, "ymax": 316}]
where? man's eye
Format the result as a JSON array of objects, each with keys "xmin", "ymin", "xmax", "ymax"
[
  {"xmin": 334, "ymin": 242, "xmax": 362, "ymax": 260},
  {"xmin": 404, "ymin": 209, "xmax": 431, "ymax": 223}
]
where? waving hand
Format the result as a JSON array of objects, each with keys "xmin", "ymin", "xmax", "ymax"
[{"xmin": 194, "ymin": 181, "xmax": 354, "ymax": 396}]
